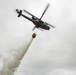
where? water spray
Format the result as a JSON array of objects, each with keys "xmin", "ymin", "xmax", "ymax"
[{"xmin": 0, "ymin": 33, "xmax": 36, "ymax": 75}]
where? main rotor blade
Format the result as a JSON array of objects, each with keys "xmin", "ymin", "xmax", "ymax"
[
  {"xmin": 45, "ymin": 22, "xmax": 55, "ymax": 28},
  {"xmin": 49, "ymin": 24, "xmax": 55, "ymax": 28},
  {"xmin": 23, "ymin": 9, "xmax": 35, "ymax": 17},
  {"xmin": 40, "ymin": 3, "xmax": 50, "ymax": 20},
  {"xmin": 32, "ymin": 26, "xmax": 36, "ymax": 31}
]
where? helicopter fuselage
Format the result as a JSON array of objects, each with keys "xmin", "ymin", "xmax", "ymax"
[
  {"xmin": 32, "ymin": 19, "xmax": 50, "ymax": 30},
  {"xmin": 20, "ymin": 13, "xmax": 50, "ymax": 30},
  {"xmin": 16, "ymin": 4, "xmax": 55, "ymax": 31}
]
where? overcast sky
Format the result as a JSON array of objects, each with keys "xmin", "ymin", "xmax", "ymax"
[{"xmin": 0, "ymin": 0, "xmax": 76, "ymax": 75}]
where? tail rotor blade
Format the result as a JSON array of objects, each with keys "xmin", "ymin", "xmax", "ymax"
[
  {"xmin": 16, "ymin": 9, "xmax": 22, "ymax": 17},
  {"xmin": 40, "ymin": 3, "xmax": 50, "ymax": 20}
]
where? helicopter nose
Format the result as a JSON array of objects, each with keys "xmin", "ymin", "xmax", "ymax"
[{"xmin": 48, "ymin": 27, "xmax": 50, "ymax": 30}]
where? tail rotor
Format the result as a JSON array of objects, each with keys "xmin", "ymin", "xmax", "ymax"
[{"xmin": 16, "ymin": 9, "xmax": 22, "ymax": 17}]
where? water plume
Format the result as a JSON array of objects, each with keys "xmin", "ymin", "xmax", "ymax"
[{"xmin": 0, "ymin": 34, "xmax": 34, "ymax": 75}]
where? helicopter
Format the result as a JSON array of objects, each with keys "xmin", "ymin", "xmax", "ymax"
[{"xmin": 16, "ymin": 3, "xmax": 55, "ymax": 30}]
